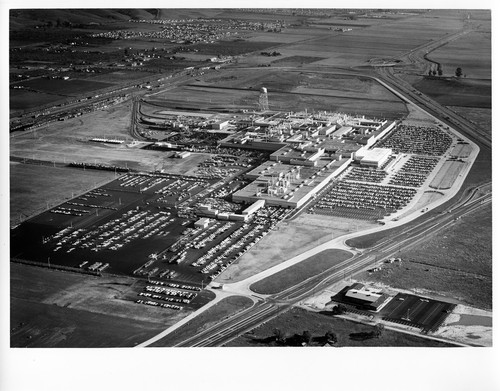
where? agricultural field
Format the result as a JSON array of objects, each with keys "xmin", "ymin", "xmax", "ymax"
[
  {"xmin": 226, "ymin": 306, "xmax": 455, "ymax": 347},
  {"xmin": 358, "ymin": 202, "xmax": 492, "ymax": 310},
  {"xmin": 9, "ymin": 162, "xmax": 116, "ymax": 226},
  {"xmin": 283, "ymin": 11, "xmax": 464, "ymax": 67}
]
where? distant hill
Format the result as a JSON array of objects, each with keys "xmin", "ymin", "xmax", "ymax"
[{"xmin": 9, "ymin": 9, "xmax": 228, "ymax": 30}]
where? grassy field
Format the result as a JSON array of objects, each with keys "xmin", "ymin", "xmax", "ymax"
[
  {"xmin": 412, "ymin": 77, "xmax": 491, "ymax": 108},
  {"xmin": 150, "ymin": 295, "xmax": 254, "ymax": 347},
  {"xmin": 18, "ymin": 78, "xmax": 114, "ymax": 96},
  {"xmin": 250, "ymin": 249, "xmax": 352, "ymax": 295},
  {"xmin": 449, "ymin": 106, "xmax": 491, "ymax": 136},
  {"xmin": 358, "ymin": 202, "xmax": 492, "ymax": 309},
  {"xmin": 10, "ymin": 89, "xmax": 67, "ymax": 111},
  {"xmin": 10, "ymin": 162, "xmax": 116, "ymax": 225},
  {"xmin": 226, "ymin": 307, "xmax": 455, "ymax": 347}
]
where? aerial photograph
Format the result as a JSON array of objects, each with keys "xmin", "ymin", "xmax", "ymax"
[{"xmin": 3, "ymin": 4, "xmax": 496, "ymax": 390}]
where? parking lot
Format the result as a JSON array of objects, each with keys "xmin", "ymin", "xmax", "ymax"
[
  {"xmin": 309, "ymin": 180, "xmax": 416, "ymax": 221},
  {"xmin": 11, "ymin": 172, "xmax": 290, "ymax": 286},
  {"xmin": 379, "ymin": 293, "xmax": 455, "ymax": 333},
  {"xmin": 376, "ymin": 125, "xmax": 452, "ymax": 156}
]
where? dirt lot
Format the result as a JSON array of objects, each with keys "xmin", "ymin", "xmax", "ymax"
[
  {"xmin": 217, "ymin": 214, "xmax": 374, "ymax": 284},
  {"xmin": 226, "ymin": 306, "xmax": 454, "ymax": 347},
  {"xmin": 10, "ymin": 162, "xmax": 116, "ymax": 225},
  {"xmin": 358, "ymin": 202, "xmax": 492, "ymax": 309}
]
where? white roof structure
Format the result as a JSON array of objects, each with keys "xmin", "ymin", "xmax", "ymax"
[{"xmin": 345, "ymin": 286, "xmax": 383, "ymax": 303}]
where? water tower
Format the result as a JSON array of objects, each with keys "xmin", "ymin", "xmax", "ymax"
[{"xmin": 259, "ymin": 87, "xmax": 269, "ymax": 111}]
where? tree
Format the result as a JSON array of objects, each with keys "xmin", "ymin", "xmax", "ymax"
[
  {"xmin": 374, "ymin": 323, "xmax": 385, "ymax": 338},
  {"xmin": 455, "ymin": 67, "xmax": 463, "ymax": 77},
  {"xmin": 437, "ymin": 68, "xmax": 443, "ymax": 76},
  {"xmin": 428, "ymin": 70, "xmax": 432, "ymax": 76},
  {"xmin": 332, "ymin": 304, "xmax": 347, "ymax": 315},
  {"xmin": 273, "ymin": 328, "xmax": 286, "ymax": 344},
  {"xmin": 325, "ymin": 330, "xmax": 337, "ymax": 344},
  {"xmin": 432, "ymin": 69, "xmax": 437, "ymax": 76},
  {"xmin": 302, "ymin": 330, "xmax": 312, "ymax": 345}
]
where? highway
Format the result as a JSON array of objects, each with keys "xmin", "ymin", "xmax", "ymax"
[{"xmin": 164, "ymin": 182, "xmax": 490, "ymax": 347}]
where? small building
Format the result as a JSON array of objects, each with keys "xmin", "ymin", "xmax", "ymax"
[
  {"xmin": 242, "ymin": 199, "xmax": 266, "ymax": 215},
  {"xmin": 194, "ymin": 218, "xmax": 211, "ymax": 229},
  {"xmin": 175, "ymin": 151, "xmax": 191, "ymax": 159},
  {"xmin": 211, "ymin": 120, "xmax": 230, "ymax": 130},
  {"xmin": 342, "ymin": 283, "xmax": 391, "ymax": 312}
]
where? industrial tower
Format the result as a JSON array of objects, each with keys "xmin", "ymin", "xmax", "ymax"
[{"xmin": 259, "ymin": 87, "xmax": 269, "ymax": 111}]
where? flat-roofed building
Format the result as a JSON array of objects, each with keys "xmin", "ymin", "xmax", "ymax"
[
  {"xmin": 194, "ymin": 217, "xmax": 211, "ymax": 229},
  {"xmin": 355, "ymin": 147, "xmax": 392, "ymax": 168},
  {"xmin": 342, "ymin": 283, "xmax": 391, "ymax": 312}
]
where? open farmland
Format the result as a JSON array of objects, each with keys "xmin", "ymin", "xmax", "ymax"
[
  {"xmin": 428, "ymin": 29, "xmax": 491, "ymax": 79},
  {"xmin": 282, "ymin": 11, "xmax": 463, "ymax": 67}
]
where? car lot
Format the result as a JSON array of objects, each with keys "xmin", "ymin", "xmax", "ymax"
[
  {"xmin": 11, "ymin": 172, "xmax": 290, "ymax": 286},
  {"xmin": 379, "ymin": 293, "xmax": 455, "ymax": 333},
  {"xmin": 376, "ymin": 125, "xmax": 452, "ymax": 156}
]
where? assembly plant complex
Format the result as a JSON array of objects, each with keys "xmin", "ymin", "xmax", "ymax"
[
  {"xmin": 8, "ymin": 10, "xmax": 492, "ymax": 369},
  {"xmin": 11, "ymin": 102, "xmax": 478, "ymax": 287}
]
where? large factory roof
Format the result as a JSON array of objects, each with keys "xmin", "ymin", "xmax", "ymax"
[{"xmin": 356, "ymin": 147, "xmax": 392, "ymax": 162}]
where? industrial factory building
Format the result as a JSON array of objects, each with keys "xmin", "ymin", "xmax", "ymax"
[{"xmin": 354, "ymin": 147, "xmax": 393, "ymax": 168}]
